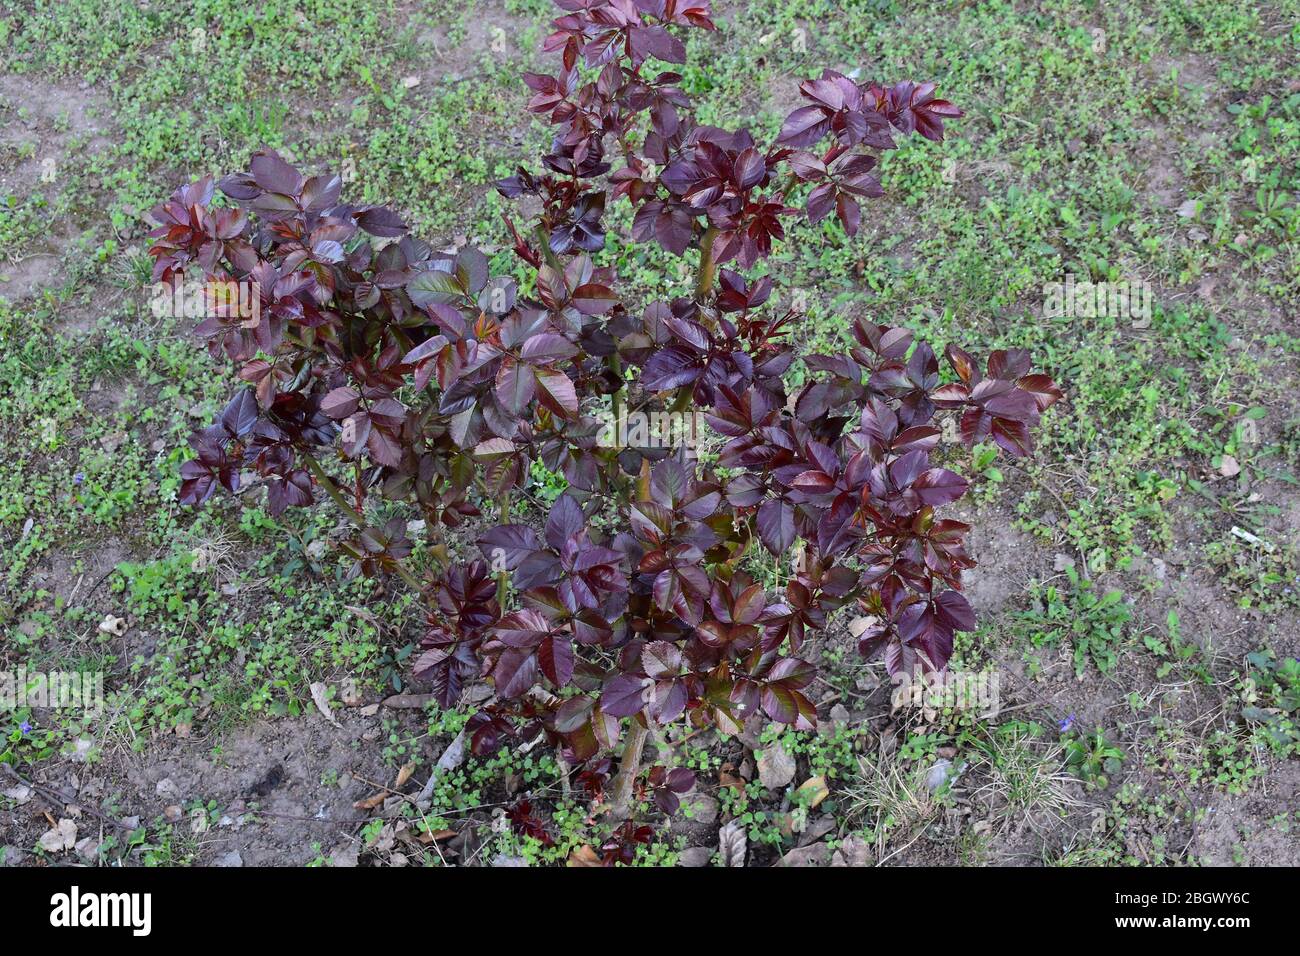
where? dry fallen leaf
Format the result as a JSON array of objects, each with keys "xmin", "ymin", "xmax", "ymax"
[
  {"xmin": 567, "ymin": 845, "xmax": 603, "ymax": 867},
  {"xmin": 830, "ymin": 832, "xmax": 873, "ymax": 867},
  {"xmin": 718, "ymin": 819, "xmax": 747, "ymax": 867},
  {"xmin": 310, "ymin": 682, "xmax": 341, "ymax": 727},
  {"xmin": 353, "ymin": 792, "xmax": 386, "ymax": 811},
  {"xmin": 417, "ymin": 828, "xmax": 456, "ymax": 845},
  {"xmin": 394, "ymin": 762, "xmax": 416, "ymax": 790},
  {"xmin": 339, "ymin": 678, "xmax": 363, "ymax": 707},
  {"xmin": 756, "ymin": 741, "xmax": 796, "ymax": 790},
  {"xmin": 1218, "ymin": 455, "xmax": 1240, "ymax": 478},
  {"xmin": 848, "ymin": 614, "xmax": 880, "ymax": 638},
  {"xmin": 416, "ymin": 729, "xmax": 467, "ymax": 806},
  {"xmin": 780, "ymin": 842, "xmax": 830, "ymax": 867},
  {"xmin": 381, "ymin": 693, "xmax": 435, "ymax": 709},
  {"xmin": 676, "ymin": 846, "xmax": 712, "ymax": 867},
  {"xmin": 372, "ymin": 823, "xmax": 396, "ymax": 853},
  {"xmin": 794, "ymin": 775, "xmax": 829, "ymax": 809},
  {"xmin": 38, "ymin": 818, "xmax": 78, "ymax": 854}
]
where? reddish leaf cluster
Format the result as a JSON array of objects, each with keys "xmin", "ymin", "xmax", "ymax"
[
  {"xmin": 153, "ymin": 0, "xmax": 1060, "ymax": 809},
  {"xmin": 506, "ymin": 10, "xmax": 962, "ymax": 267}
]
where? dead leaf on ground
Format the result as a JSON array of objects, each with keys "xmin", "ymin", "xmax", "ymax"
[
  {"xmin": 353, "ymin": 791, "xmax": 386, "ymax": 811},
  {"xmin": 394, "ymin": 762, "xmax": 416, "ymax": 790},
  {"xmin": 309, "ymin": 682, "xmax": 341, "ymax": 727},
  {"xmin": 718, "ymin": 762, "xmax": 744, "ymax": 791},
  {"xmin": 567, "ymin": 845, "xmax": 603, "ymax": 867},
  {"xmin": 756, "ymin": 741, "xmax": 796, "ymax": 790},
  {"xmin": 38, "ymin": 818, "xmax": 78, "ymax": 854},
  {"xmin": 718, "ymin": 819, "xmax": 747, "ymax": 867},
  {"xmin": 417, "ymin": 729, "xmax": 467, "ymax": 806},
  {"xmin": 797, "ymin": 815, "xmax": 836, "ymax": 846},
  {"xmin": 382, "ymin": 693, "xmax": 435, "ymax": 709},
  {"xmin": 831, "ymin": 833, "xmax": 873, "ymax": 867},
  {"xmin": 678, "ymin": 846, "xmax": 713, "ymax": 867},
  {"xmin": 417, "ymin": 828, "xmax": 456, "ymax": 845},
  {"xmin": 779, "ymin": 842, "xmax": 830, "ymax": 867},
  {"xmin": 794, "ymin": 775, "xmax": 829, "ymax": 809},
  {"xmin": 339, "ymin": 678, "xmax": 363, "ymax": 707}
]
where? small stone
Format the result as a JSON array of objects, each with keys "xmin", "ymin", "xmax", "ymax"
[
  {"xmin": 155, "ymin": 778, "xmax": 179, "ymax": 798},
  {"xmin": 214, "ymin": 850, "xmax": 243, "ymax": 867},
  {"xmin": 163, "ymin": 804, "xmax": 182, "ymax": 822}
]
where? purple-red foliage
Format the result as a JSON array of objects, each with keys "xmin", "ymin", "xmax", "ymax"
[{"xmin": 150, "ymin": 0, "xmax": 1060, "ymax": 790}]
